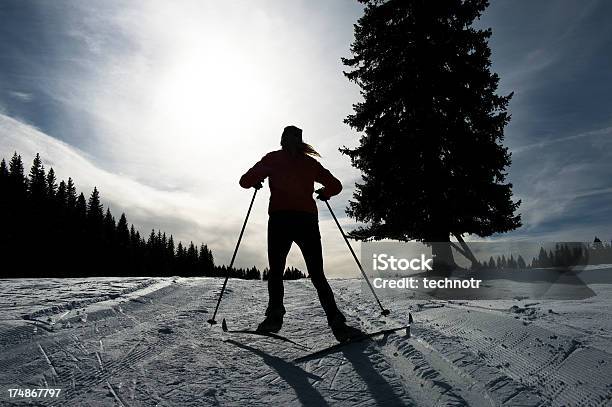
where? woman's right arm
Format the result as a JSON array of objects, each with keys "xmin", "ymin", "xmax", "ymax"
[{"xmin": 239, "ymin": 154, "xmax": 271, "ymax": 189}]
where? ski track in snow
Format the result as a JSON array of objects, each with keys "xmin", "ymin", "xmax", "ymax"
[{"xmin": 0, "ymin": 277, "xmax": 610, "ymax": 406}]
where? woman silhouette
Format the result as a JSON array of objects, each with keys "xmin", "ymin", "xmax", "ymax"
[{"xmin": 240, "ymin": 125, "xmax": 355, "ymax": 341}]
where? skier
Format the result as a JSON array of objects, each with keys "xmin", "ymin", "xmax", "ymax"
[{"xmin": 239, "ymin": 125, "xmax": 358, "ymax": 342}]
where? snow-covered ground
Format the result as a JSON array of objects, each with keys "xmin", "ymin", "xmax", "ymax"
[
  {"xmin": 0, "ymin": 276, "xmax": 610, "ymax": 406},
  {"xmin": 0, "ymin": 278, "xmax": 165, "ymax": 321}
]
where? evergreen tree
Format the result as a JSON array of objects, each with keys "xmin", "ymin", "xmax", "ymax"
[
  {"xmin": 87, "ymin": 187, "xmax": 104, "ymax": 223},
  {"xmin": 0, "ymin": 159, "xmax": 8, "ymax": 185},
  {"xmin": 147, "ymin": 229, "xmax": 156, "ymax": 248},
  {"xmin": 538, "ymin": 247, "xmax": 549, "ymax": 268},
  {"xmin": 0, "ymin": 159, "xmax": 8, "ymax": 207},
  {"xmin": 0, "ymin": 159, "xmax": 8, "ymax": 241},
  {"xmin": 199, "ymin": 243, "xmax": 214, "ymax": 275},
  {"xmin": 187, "ymin": 242, "xmax": 198, "ymax": 275},
  {"xmin": 66, "ymin": 178, "xmax": 77, "ymax": 209},
  {"xmin": 104, "ymin": 208, "xmax": 116, "ymax": 239},
  {"xmin": 157, "ymin": 231, "xmax": 164, "ymax": 252},
  {"xmin": 46, "ymin": 168, "xmax": 57, "ymax": 199},
  {"xmin": 507, "ymin": 255, "xmax": 517, "ymax": 269},
  {"xmin": 176, "ymin": 242, "xmax": 186, "ymax": 271},
  {"xmin": 488, "ymin": 256, "xmax": 495, "ymax": 268},
  {"xmin": 208, "ymin": 246, "xmax": 215, "ymax": 269},
  {"xmin": 28, "ymin": 153, "xmax": 47, "ymax": 201},
  {"xmin": 75, "ymin": 193, "xmax": 87, "ymax": 219},
  {"xmin": 8, "ymin": 153, "xmax": 27, "ymax": 194},
  {"xmin": 56, "ymin": 180, "xmax": 67, "ymax": 207},
  {"xmin": 340, "ymin": 0, "xmax": 521, "ymax": 271},
  {"xmin": 160, "ymin": 232, "xmax": 169, "ymax": 273},
  {"xmin": 117, "ymin": 213, "xmax": 130, "ymax": 247},
  {"xmin": 130, "ymin": 225, "xmax": 138, "ymax": 246},
  {"xmin": 548, "ymin": 250, "xmax": 554, "ymax": 266},
  {"xmin": 500, "ymin": 255, "xmax": 507, "ymax": 269},
  {"xmin": 168, "ymin": 235, "xmax": 175, "ymax": 257},
  {"xmin": 593, "ymin": 236, "xmax": 603, "ymax": 250}
]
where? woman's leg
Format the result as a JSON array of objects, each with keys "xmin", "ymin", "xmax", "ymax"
[
  {"xmin": 294, "ymin": 218, "xmax": 345, "ymax": 324},
  {"xmin": 266, "ymin": 215, "xmax": 292, "ymax": 316}
]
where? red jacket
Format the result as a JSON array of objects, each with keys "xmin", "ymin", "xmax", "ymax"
[{"xmin": 240, "ymin": 150, "xmax": 342, "ymax": 214}]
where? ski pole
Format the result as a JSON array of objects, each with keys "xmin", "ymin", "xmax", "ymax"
[
  {"xmin": 208, "ymin": 188, "xmax": 258, "ymax": 325},
  {"xmin": 323, "ymin": 199, "xmax": 390, "ymax": 316}
]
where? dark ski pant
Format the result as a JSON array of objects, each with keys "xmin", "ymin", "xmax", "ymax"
[{"xmin": 266, "ymin": 211, "xmax": 345, "ymax": 325}]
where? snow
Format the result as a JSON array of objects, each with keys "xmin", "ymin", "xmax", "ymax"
[
  {"xmin": 0, "ymin": 276, "xmax": 610, "ymax": 406},
  {"xmin": 0, "ymin": 277, "xmax": 165, "ymax": 321}
]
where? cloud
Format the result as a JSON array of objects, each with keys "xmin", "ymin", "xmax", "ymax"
[
  {"xmin": 510, "ymin": 126, "xmax": 612, "ymax": 155},
  {"xmin": 504, "ymin": 122, "xmax": 612, "ymax": 241},
  {"xmin": 7, "ymin": 91, "xmax": 34, "ymax": 103}
]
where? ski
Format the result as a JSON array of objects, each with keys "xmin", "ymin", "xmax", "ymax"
[
  {"xmin": 221, "ymin": 318, "xmax": 310, "ymax": 350},
  {"xmin": 293, "ymin": 324, "xmax": 411, "ymax": 363}
]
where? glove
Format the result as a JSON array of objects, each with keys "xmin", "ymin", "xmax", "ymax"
[
  {"xmin": 315, "ymin": 188, "xmax": 329, "ymax": 201},
  {"xmin": 254, "ymin": 181, "xmax": 263, "ymax": 190}
]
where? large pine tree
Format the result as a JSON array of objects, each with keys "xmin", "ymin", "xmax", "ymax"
[{"xmin": 341, "ymin": 0, "xmax": 521, "ymax": 270}]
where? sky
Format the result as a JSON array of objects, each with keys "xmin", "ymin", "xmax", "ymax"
[{"xmin": 1, "ymin": 0, "xmax": 611, "ymax": 277}]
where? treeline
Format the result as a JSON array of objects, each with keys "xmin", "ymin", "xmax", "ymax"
[
  {"xmin": 530, "ymin": 239, "xmax": 612, "ymax": 268},
  {"xmin": 263, "ymin": 267, "xmax": 309, "ymax": 281},
  {"xmin": 209, "ymin": 266, "xmax": 308, "ymax": 281},
  {"xmin": 212, "ymin": 266, "xmax": 262, "ymax": 280},
  {"xmin": 0, "ymin": 152, "xmax": 312, "ymax": 280},
  {"xmin": 0, "ymin": 152, "xmax": 214, "ymax": 277},
  {"xmin": 477, "ymin": 254, "xmax": 528, "ymax": 270},
  {"xmin": 473, "ymin": 239, "xmax": 612, "ymax": 270}
]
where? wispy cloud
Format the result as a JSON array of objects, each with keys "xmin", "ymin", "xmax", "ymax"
[
  {"xmin": 510, "ymin": 126, "xmax": 612, "ymax": 154},
  {"xmin": 7, "ymin": 91, "xmax": 33, "ymax": 103}
]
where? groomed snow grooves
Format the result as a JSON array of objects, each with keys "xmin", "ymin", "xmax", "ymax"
[{"xmin": 0, "ymin": 277, "xmax": 609, "ymax": 406}]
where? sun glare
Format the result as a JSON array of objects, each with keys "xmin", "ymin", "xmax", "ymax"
[{"xmin": 151, "ymin": 36, "xmax": 273, "ymax": 160}]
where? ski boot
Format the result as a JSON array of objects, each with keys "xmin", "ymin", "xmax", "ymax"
[
  {"xmin": 256, "ymin": 309, "xmax": 284, "ymax": 333},
  {"xmin": 329, "ymin": 316, "xmax": 363, "ymax": 343}
]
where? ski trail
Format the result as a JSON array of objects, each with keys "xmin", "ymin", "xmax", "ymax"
[
  {"xmin": 37, "ymin": 343, "xmax": 60, "ymax": 379},
  {"xmin": 0, "ymin": 277, "xmax": 609, "ymax": 406},
  {"xmin": 95, "ymin": 351, "xmax": 104, "ymax": 371},
  {"xmin": 419, "ymin": 303, "xmax": 611, "ymax": 406},
  {"xmin": 332, "ymin": 279, "xmax": 612, "ymax": 406},
  {"xmin": 106, "ymin": 380, "xmax": 127, "ymax": 407},
  {"xmin": 329, "ymin": 280, "xmax": 543, "ymax": 406},
  {"xmin": 54, "ymin": 338, "xmax": 81, "ymax": 362}
]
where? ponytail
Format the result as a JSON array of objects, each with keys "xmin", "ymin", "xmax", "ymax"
[
  {"xmin": 281, "ymin": 125, "xmax": 320, "ymax": 157},
  {"xmin": 301, "ymin": 142, "xmax": 320, "ymax": 157}
]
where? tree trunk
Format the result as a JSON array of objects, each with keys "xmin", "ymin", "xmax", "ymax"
[
  {"xmin": 453, "ymin": 233, "xmax": 479, "ymax": 268},
  {"xmin": 430, "ymin": 233, "xmax": 456, "ymax": 275}
]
